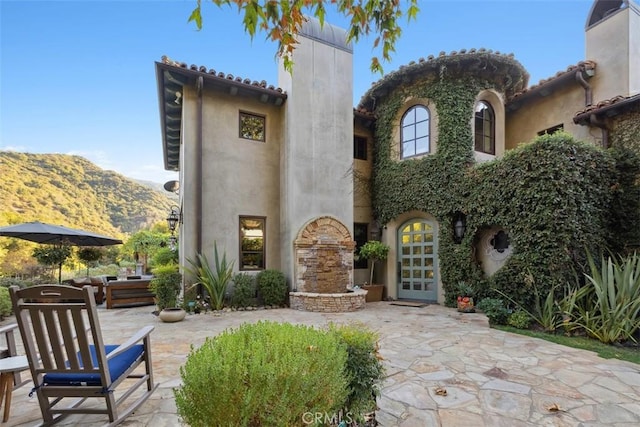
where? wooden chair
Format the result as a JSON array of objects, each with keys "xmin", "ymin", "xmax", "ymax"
[
  {"xmin": 9, "ymin": 284, "xmax": 157, "ymax": 426},
  {"xmin": 0, "ymin": 323, "xmax": 29, "ymax": 389}
]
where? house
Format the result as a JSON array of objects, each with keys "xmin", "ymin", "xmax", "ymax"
[{"xmin": 156, "ymin": 0, "xmax": 640, "ymax": 305}]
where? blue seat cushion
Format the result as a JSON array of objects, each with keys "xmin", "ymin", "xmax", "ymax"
[{"xmin": 43, "ymin": 344, "xmax": 144, "ymax": 386}]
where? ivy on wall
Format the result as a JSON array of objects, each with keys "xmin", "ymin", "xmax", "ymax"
[{"xmin": 367, "ymin": 53, "xmax": 638, "ymax": 307}]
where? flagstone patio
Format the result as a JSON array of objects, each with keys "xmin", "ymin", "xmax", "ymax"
[{"xmin": 4, "ymin": 302, "xmax": 640, "ymax": 426}]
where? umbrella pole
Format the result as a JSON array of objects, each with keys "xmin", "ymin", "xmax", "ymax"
[{"xmin": 58, "ymin": 262, "xmax": 62, "ymax": 284}]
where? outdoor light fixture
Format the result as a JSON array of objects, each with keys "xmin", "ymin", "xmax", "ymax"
[
  {"xmin": 166, "ymin": 205, "xmax": 182, "ymax": 233},
  {"xmin": 453, "ymin": 212, "xmax": 466, "ymax": 244}
]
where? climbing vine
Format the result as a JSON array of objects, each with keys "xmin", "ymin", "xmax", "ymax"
[{"xmin": 366, "ymin": 52, "xmax": 635, "ymax": 307}]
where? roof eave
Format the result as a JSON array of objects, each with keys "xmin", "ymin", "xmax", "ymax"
[
  {"xmin": 155, "ymin": 61, "xmax": 288, "ymax": 171},
  {"xmin": 573, "ymin": 93, "xmax": 640, "ymax": 125}
]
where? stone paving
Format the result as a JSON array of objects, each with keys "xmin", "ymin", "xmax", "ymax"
[{"xmin": 3, "ymin": 302, "xmax": 640, "ymax": 426}]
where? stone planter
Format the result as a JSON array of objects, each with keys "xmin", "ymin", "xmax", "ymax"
[
  {"xmin": 362, "ymin": 284, "xmax": 384, "ymax": 302},
  {"xmin": 158, "ymin": 307, "xmax": 186, "ymax": 323}
]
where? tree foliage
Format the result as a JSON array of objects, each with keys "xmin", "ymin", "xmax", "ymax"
[
  {"xmin": 0, "ymin": 151, "xmax": 177, "ymax": 278},
  {"xmin": 189, "ymin": 0, "xmax": 420, "ymax": 73}
]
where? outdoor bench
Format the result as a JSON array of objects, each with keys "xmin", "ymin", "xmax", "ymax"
[{"xmin": 105, "ymin": 279, "xmax": 155, "ymax": 309}]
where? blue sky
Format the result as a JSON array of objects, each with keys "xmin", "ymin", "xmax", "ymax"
[{"xmin": 1, "ymin": 0, "xmax": 595, "ymax": 184}]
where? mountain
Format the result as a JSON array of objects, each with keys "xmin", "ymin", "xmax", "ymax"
[{"xmin": 0, "ymin": 151, "xmax": 177, "ymax": 238}]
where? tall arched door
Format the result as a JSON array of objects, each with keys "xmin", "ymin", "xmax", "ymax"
[{"xmin": 397, "ymin": 219, "xmax": 438, "ymax": 301}]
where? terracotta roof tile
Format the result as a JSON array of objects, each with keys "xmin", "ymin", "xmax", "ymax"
[
  {"xmin": 573, "ymin": 93, "xmax": 640, "ymax": 124},
  {"xmin": 358, "ymin": 48, "xmax": 527, "ymax": 112},
  {"xmin": 511, "ymin": 60, "xmax": 596, "ymax": 99},
  {"xmin": 574, "ymin": 94, "xmax": 635, "ymax": 115},
  {"xmin": 161, "ymin": 55, "xmax": 286, "ymax": 94}
]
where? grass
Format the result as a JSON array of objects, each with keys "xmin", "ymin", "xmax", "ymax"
[{"xmin": 495, "ymin": 325, "xmax": 640, "ymax": 365}]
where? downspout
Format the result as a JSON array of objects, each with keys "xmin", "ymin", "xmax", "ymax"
[
  {"xmin": 575, "ymin": 70, "xmax": 593, "ymax": 107},
  {"xmin": 589, "ymin": 113, "xmax": 609, "ymax": 149},
  {"xmin": 576, "ymin": 70, "xmax": 608, "ymax": 148},
  {"xmin": 196, "ymin": 76, "xmax": 203, "ymax": 253}
]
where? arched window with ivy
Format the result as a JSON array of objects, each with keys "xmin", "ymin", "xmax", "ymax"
[
  {"xmin": 401, "ymin": 105, "xmax": 430, "ymax": 158},
  {"xmin": 474, "ymin": 101, "xmax": 495, "ymax": 154}
]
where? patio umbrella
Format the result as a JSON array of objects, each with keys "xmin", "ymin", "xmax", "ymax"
[{"xmin": 0, "ymin": 221, "xmax": 123, "ymax": 282}]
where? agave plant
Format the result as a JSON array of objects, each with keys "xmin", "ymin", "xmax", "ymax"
[
  {"xmin": 570, "ymin": 251, "xmax": 640, "ymax": 344},
  {"xmin": 184, "ymin": 242, "xmax": 235, "ymax": 310}
]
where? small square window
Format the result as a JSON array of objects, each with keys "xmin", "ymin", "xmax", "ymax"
[
  {"xmin": 354, "ymin": 136, "xmax": 367, "ymax": 160},
  {"xmin": 239, "ymin": 112, "xmax": 265, "ymax": 142}
]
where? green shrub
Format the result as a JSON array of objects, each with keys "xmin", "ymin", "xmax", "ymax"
[
  {"xmin": 496, "ymin": 273, "xmax": 562, "ymax": 332},
  {"xmin": 149, "ymin": 264, "xmax": 181, "ymax": 310},
  {"xmin": 231, "ymin": 273, "xmax": 255, "ymax": 308},
  {"xmin": 508, "ymin": 310, "xmax": 531, "ymax": 329},
  {"xmin": 256, "ymin": 269, "xmax": 287, "ymax": 306},
  {"xmin": 0, "ymin": 277, "xmax": 29, "ymax": 289},
  {"xmin": 175, "ymin": 321, "xmax": 348, "ymax": 426},
  {"xmin": 151, "ymin": 247, "xmax": 179, "ymax": 268},
  {"xmin": 0, "ymin": 287, "xmax": 11, "ymax": 319},
  {"xmin": 330, "ymin": 323, "xmax": 385, "ymax": 418},
  {"xmin": 477, "ymin": 298, "xmax": 509, "ymax": 326}
]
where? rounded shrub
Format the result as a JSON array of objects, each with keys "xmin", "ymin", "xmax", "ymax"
[
  {"xmin": 507, "ymin": 309, "xmax": 531, "ymax": 329},
  {"xmin": 477, "ymin": 297, "xmax": 509, "ymax": 326},
  {"xmin": 256, "ymin": 269, "xmax": 287, "ymax": 306},
  {"xmin": 231, "ymin": 273, "xmax": 255, "ymax": 308},
  {"xmin": 330, "ymin": 323, "xmax": 385, "ymax": 419},
  {"xmin": 175, "ymin": 321, "xmax": 348, "ymax": 426}
]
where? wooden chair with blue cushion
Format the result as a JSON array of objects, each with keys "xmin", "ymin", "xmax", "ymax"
[{"xmin": 9, "ymin": 284, "xmax": 157, "ymax": 426}]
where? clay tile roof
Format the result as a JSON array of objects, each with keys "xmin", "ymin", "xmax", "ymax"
[
  {"xmin": 160, "ymin": 55, "xmax": 286, "ymax": 95},
  {"xmin": 510, "ymin": 60, "xmax": 597, "ymax": 100},
  {"xmin": 358, "ymin": 48, "xmax": 528, "ymax": 112},
  {"xmin": 573, "ymin": 93, "xmax": 640, "ymax": 124}
]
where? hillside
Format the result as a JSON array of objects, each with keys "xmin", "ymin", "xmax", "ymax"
[{"xmin": 0, "ymin": 151, "xmax": 176, "ymax": 238}]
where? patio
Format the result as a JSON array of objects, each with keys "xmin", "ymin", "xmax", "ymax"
[{"xmin": 4, "ymin": 302, "xmax": 640, "ymax": 426}]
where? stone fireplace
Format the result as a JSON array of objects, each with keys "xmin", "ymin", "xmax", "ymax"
[{"xmin": 289, "ymin": 216, "xmax": 367, "ymax": 312}]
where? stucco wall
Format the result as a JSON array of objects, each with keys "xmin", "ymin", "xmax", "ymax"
[
  {"xmin": 506, "ymin": 84, "xmax": 594, "ymax": 148},
  {"xmin": 586, "ymin": 5, "xmax": 638, "ymax": 100},
  {"xmin": 278, "ymin": 20, "xmax": 354, "ymax": 285},
  {"xmin": 180, "ymin": 84, "xmax": 284, "ymax": 277}
]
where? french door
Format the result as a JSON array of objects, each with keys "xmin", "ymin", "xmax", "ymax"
[{"xmin": 397, "ymin": 219, "xmax": 438, "ymax": 301}]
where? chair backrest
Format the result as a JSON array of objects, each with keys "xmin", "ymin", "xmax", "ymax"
[{"xmin": 9, "ymin": 285, "xmax": 111, "ymax": 388}]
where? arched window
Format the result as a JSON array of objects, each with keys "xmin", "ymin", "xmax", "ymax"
[
  {"xmin": 401, "ymin": 105, "xmax": 430, "ymax": 158},
  {"xmin": 474, "ymin": 101, "xmax": 495, "ymax": 155}
]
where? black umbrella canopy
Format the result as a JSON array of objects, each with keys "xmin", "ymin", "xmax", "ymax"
[{"xmin": 0, "ymin": 221, "xmax": 123, "ymax": 246}]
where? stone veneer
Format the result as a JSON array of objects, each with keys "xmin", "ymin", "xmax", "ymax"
[
  {"xmin": 289, "ymin": 289, "xmax": 367, "ymax": 312},
  {"xmin": 294, "ymin": 216, "xmax": 356, "ymax": 294}
]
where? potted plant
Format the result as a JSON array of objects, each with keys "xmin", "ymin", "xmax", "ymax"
[
  {"xmin": 455, "ymin": 281, "xmax": 476, "ymax": 313},
  {"xmin": 358, "ymin": 240, "xmax": 390, "ymax": 302},
  {"xmin": 149, "ymin": 263, "xmax": 185, "ymax": 322}
]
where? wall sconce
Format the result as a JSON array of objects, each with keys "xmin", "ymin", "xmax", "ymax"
[
  {"xmin": 166, "ymin": 205, "xmax": 182, "ymax": 234},
  {"xmin": 453, "ymin": 212, "xmax": 466, "ymax": 244}
]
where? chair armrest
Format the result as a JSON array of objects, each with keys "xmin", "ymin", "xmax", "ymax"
[
  {"xmin": 0, "ymin": 324, "xmax": 18, "ymax": 335},
  {"xmin": 106, "ymin": 325, "xmax": 155, "ymax": 360}
]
